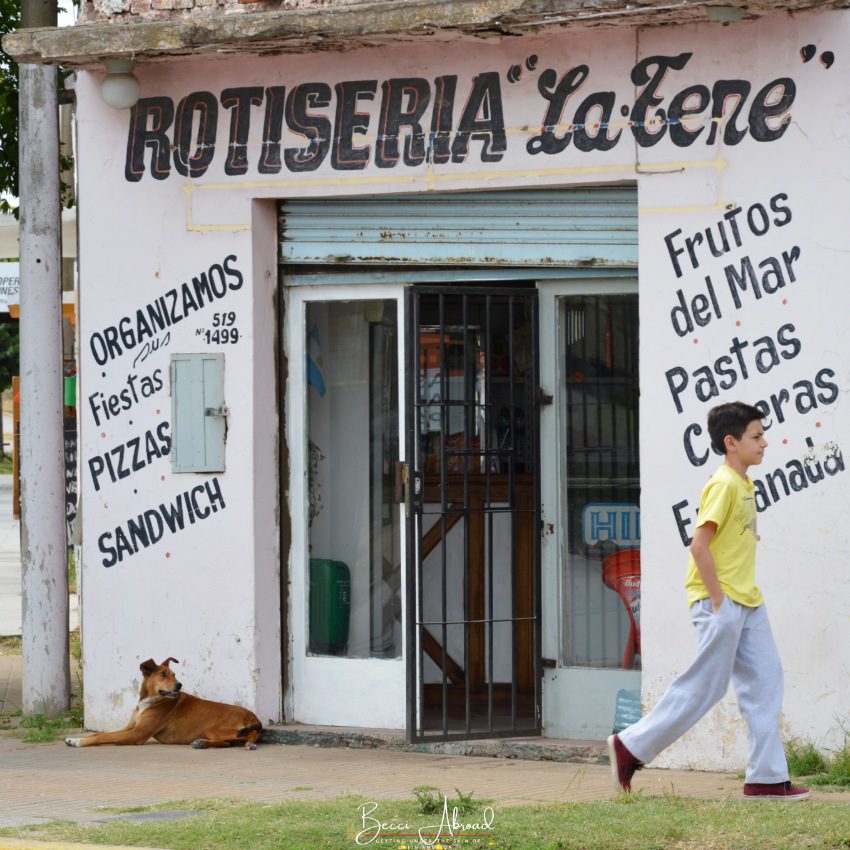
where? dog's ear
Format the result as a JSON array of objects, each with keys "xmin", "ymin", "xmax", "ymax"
[
  {"xmin": 161, "ymin": 657, "xmax": 180, "ymax": 667},
  {"xmin": 139, "ymin": 658, "xmax": 158, "ymax": 676}
]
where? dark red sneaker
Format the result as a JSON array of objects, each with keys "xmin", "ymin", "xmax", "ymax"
[
  {"xmin": 743, "ymin": 781, "xmax": 811, "ymax": 801},
  {"xmin": 606, "ymin": 734, "xmax": 643, "ymax": 792}
]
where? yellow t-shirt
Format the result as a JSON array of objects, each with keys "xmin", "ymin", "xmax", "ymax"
[{"xmin": 685, "ymin": 464, "xmax": 763, "ymax": 608}]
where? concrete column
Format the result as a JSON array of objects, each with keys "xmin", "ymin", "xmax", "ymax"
[{"xmin": 19, "ymin": 60, "xmax": 69, "ymax": 717}]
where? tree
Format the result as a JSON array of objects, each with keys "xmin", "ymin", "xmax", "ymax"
[
  {"xmin": 0, "ymin": 0, "xmax": 20, "ymax": 216},
  {"xmin": 0, "ymin": 0, "xmax": 75, "ymax": 217}
]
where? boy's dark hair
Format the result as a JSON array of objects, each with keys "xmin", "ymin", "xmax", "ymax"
[{"xmin": 707, "ymin": 402, "xmax": 765, "ymax": 455}]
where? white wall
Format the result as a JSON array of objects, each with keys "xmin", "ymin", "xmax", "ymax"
[
  {"xmin": 636, "ymin": 15, "xmax": 850, "ymax": 769},
  {"xmin": 76, "ymin": 66, "xmax": 280, "ymax": 728},
  {"xmin": 75, "ymin": 9, "xmax": 850, "ymax": 765}
]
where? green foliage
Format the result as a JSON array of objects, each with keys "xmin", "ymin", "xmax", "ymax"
[
  {"xmin": 0, "ymin": 0, "xmax": 20, "ymax": 216},
  {"xmin": 17, "ymin": 706, "xmax": 83, "ymax": 742},
  {"xmin": 0, "ymin": 634, "xmax": 21, "ymax": 654},
  {"xmin": 0, "ymin": 0, "xmax": 78, "ymax": 217},
  {"xmin": 0, "ymin": 321, "xmax": 19, "ymax": 395},
  {"xmin": 786, "ymin": 732, "xmax": 850, "ymax": 787},
  {"xmin": 412, "ymin": 784, "xmax": 481, "ymax": 816},
  {"xmin": 786, "ymin": 737, "xmax": 830, "ymax": 777}
]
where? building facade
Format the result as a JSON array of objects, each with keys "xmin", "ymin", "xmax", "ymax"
[{"xmin": 5, "ymin": 1, "xmax": 849, "ymax": 771}]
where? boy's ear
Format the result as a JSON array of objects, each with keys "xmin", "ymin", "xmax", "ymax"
[{"xmin": 723, "ymin": 434, "xmax": 736, "ymax": 452}]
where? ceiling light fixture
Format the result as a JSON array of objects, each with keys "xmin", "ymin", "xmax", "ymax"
[{"xmin": 100, "ymin": 58, "xmax": 140, "ymax": 110}]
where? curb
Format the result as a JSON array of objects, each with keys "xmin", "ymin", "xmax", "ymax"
[{"xmin": 262, "ymin": 725, "xmax": 608, "ymax": 764}]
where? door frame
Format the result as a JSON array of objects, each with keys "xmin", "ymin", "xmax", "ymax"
[{"xmin": 538, "ymin": 276, "xmax": 640, "ymax": 740}]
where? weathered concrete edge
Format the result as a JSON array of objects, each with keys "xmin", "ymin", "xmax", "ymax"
[
  {"xmin": 6, "ymin": 0, "xmax": 842, "ymax": 66},
  {"xmin": 8, "ymin": 0, "xmax": 562, "ymax": 65},
  {"xmin": 261, "ymin": 726, "xmax": 608, "ymax": 764}
]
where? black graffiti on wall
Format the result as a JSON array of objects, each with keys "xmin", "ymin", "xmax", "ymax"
[
  {"xmin": 88, "ymin": 254, "xmax": 243, "ymax": 367},
  {"xmin": 85, "ymin": 255, "xmax": 246, "ymax": 566},
  {"xmin": 660, "ymin": 191, "xmax": 846, "ymax": 540},
  {"xmin": 98, "ymin": 476, "xmax": 227, "ymax": 567},
  {"xmin": 88, "ymin": 420, "xmax": 172, "ymax": 492},
  {"xmin": 124, "ymin": 53, "xmax": 797, "ymax": 182}
]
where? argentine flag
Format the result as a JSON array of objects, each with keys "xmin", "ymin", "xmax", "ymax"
[{"xmin": 307, "ymin": 322, "xmax": 327, "ymax": 396}]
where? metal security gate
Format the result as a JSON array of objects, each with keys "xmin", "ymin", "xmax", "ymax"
[
  {"xmin": 280, "ymin": 188, "xmax": 638, "ymax": 268},
  {"xmin": 405, "ymin": 286, "xmax": 541, "ymax": 741}
]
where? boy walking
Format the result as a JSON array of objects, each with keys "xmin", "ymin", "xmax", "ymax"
[{"xmin": 607, "ymin": 402, "xmax": 810, "ymax": 801}]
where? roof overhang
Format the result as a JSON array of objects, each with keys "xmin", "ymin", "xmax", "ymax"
[{"xmin": 4, "ymin": 0, "xmax": 848, "ymax": 69}]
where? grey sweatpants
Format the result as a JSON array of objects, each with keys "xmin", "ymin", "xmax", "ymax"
[{"xmin": 619, "ymin": 597, "xmax": 789, "ymax": 784}]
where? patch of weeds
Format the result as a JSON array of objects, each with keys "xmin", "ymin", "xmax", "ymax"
[
  {"xmin": 613, "ymin": 789, "xmax": 645, "ymax": 804},
  {"xmin": 0, "ymin": 636, "xmax": 22, "ymax": 655},
  {"xmin": 827, "ymin": 743, "xmax": 850, "ymax": 785},
  {"xmin": 785, "ymin": 737, "xmax": 829, "ymax": 777},
  {"xmin": 412, "ymin": 785, "xmax": 481, "ymax": 817},
  {"xmin": 786, "ymin": 729, "xmax": 850, "ymax": 787},
  {"xmin": 0, "ymin": 708, "xmax": 23, "ymax": 729},
  {"xmin": 70, "ymin": 629, "xmax": 82, "ymax": 664},
  {"xmin": 18, "ymin": 707, "xmax": 84, "ymax": 743},
  {"xmin": 68, "ymin": 549, "xmax": 77, "ymax": 594}
]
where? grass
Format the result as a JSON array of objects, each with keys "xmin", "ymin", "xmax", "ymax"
[
  {"xmin": 15, "ymin": 706, "xmax": 84, "ymax": 742},
  {"xmin": 1, "ymin": 795, "xmax": 849, "ymax": 850},
  {"xmin": 0, "ymin": 454, "xmax": 11, "ymax": 474}
]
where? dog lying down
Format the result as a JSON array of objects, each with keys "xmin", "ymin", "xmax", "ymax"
[{"xmin": 65, "ymin": 657, "xmax": 263, "ymax": 750}]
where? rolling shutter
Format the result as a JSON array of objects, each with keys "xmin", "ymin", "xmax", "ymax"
[{"xmin": 280, "ymin": 187, "xmax": 637, "ymax": 268}]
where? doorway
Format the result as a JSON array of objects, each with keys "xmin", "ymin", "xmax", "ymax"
[{"xmin": 405, "ymin": 286, "xmax": 542, "ymax": 741}]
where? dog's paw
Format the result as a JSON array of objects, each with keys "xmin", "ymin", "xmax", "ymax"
[
  {"xmin": 65, "ymin": 737, "xmax": 82, "ymax": 747},
  {"xmin": 245, "ymin": 742, "xmax": 257, "ymax": 751},
  {"xmin": 191, "ymin": 739, "xmax": 207, "ymax": 749}
]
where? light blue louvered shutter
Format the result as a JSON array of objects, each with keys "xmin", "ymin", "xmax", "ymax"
[
  {"xmin": 170, "ymin": 353, "xmax": 226, "ymax": 473},
  {"xmin": 280, "ymin": 188, "xmax": 637, "ymax": 268}
]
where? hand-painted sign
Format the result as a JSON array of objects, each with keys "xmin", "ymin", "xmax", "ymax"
[
  {"xmin": 662, "ymin": 190, "xmax": 845, "ymax": 543},
  {"xmin": 123, "ymin": 52, "xmax": 796, "ymax": 182}
]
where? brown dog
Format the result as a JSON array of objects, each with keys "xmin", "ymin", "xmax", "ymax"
[{"xmin": 65, "ymin": 657, "xmax": 262, "ymax": 750}]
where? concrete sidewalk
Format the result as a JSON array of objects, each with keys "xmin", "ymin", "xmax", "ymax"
[
  {"xmin": 2, "ymin": 673, "xmax": 849, "ymax": 831},
  {"xmin": 0, "ymin": 728, "xmax": 744, "ymax": 829},
  {"xmin": 1, "ymin": 724, "xmax": 847, "ymax": 837}
]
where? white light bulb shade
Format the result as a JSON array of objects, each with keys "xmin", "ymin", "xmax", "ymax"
[{"xmin": 101, "ymin": 60, "xmax": 141, "ymax": 109}]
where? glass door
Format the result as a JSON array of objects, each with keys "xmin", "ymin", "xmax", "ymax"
[
  {"xmin": 538, "ymin": 277, "xmax": 640, "ymax": 742},
  {"xmin": 286, "ymin": 286, "xmax": 407, "ymax": 730}
]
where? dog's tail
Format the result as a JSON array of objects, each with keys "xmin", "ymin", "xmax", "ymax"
[{"xmin": 237, "ymin": 722, "xmax": 263, "ymax": 740}]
